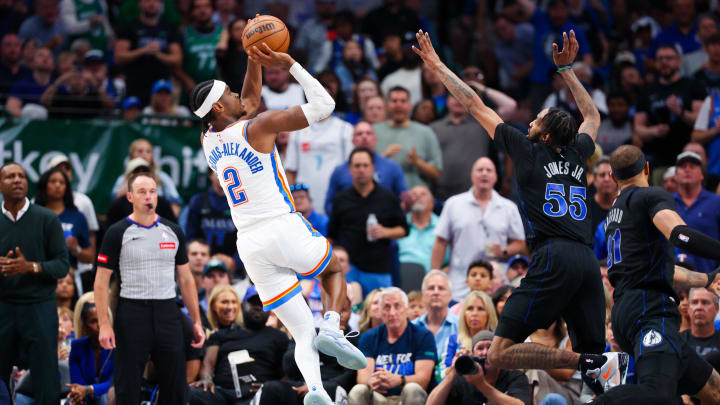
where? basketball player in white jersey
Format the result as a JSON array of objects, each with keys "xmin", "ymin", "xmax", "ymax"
[{"xmin": 190, "ymin": 45, "xmax": 365, "ymax": 405}]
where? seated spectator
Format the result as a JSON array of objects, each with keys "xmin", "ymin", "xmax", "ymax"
[
  {"xmin": 35, "ymin": 167, "xmax": 95, "ymax": 270},
  {"xmin": 294, "ymin": 0, "xmax": 335, "ymax": 73},
  {"xmin": 421, "ymin": 67, "xmax": 446, "ymax": 118},
  {"xmin": 692, "ymin": 89, "xmax": 720, "ymax": 185},
  {"xmin": 122, "ymin": 96, "xmax": 142, "ymax": 121},
  {"xmin": 348, "ymin": 78, "xmax": 381, "ymax": 125},
  {"xmin": 431, "ymin": 157, "xmax": 526, "ymax": 301},
  {"xmin": 445, "ymin": 291, "xmax": 498, "ymax": 371},
  {"xmin": 349, "ymin": 287, "xmax": 436, "ymax": 405},
  {"xmin": 262, "ymin": 64, "xmax": 305, "ymax": 111},
  {"xmin": 81, "ymin": 49, "xmax": 122, "ymax": 105},
  {"xmin": 492, "ymin": 285, "xmax": 513, "ymax": 316},
  {"xmin": 413, "ymin": 270, "xmax": 458, "ymax": 379},
  {"xmin": 203, "ymin": 258, "xmax": 231, "ymax": 295},
  {"xmin": 331, "ymin": 245, "xmax": 362, "ymax": 308},
  {"xmin": 184, "ymin": 173, "xmax": 237, "ymax": 259},
  {"xmin": 141, "ymin": 79, "xmax": 191, "ymax": 126},
  {"xmin": 325, "ymin": 121, "xmax": 406, "ymax": 214},
  {"xmin": 316, "ymin": 10, "xmax": 378, "ymax": 74},
  {"xmin": 464, "ymin": 73, "xmax": 519, "ymax": 121},
  {"xmin": 411, "ymin": 99, "xmax": 436, "ymax": 125},
  {"xmin": 542, "ymin": 62, "xmax": 607, "ymax": 121},
  {"xmin": 374, "ymin": 86, "xmax": 443, "ymax": 189},
  {"xmin": 318, "ymin": 70, "xmax": 351, "ymax": 115},
  {"xmin": 680, "ymin": 288, "xmax": 720, "ymax": 356},
  {"xmin": 505, "ymin": 255, "xmax": 530, "ymax": 287},
  {"xmin": 380, "ymin": 48, "xmax": 423, "ymax": 107},
  {"xmin": 678, "ymin": 287, "xmax": 691, "ymax": 333},
  {"xmin": 60, "ymin": 0, "xmax": 113, "ymax": 52},
  {"xmin": 190, "ymin": 286, "xmax": 289, "ymax": 404},
  {"xmin": 290, "ymin": 183, "xmax": 328, "ymax": 237},
  {"xmin": 40, "ymin": 67, "xmax": 112, "ymax": 119},
  {"xmin": 56, "ymin": 272, "xmax": 76, "ymax": 310},
  {"xmin": 663, "ymin": 166, "xmax": 678, "ymax": 194},
  {"xmin": 215, "ymin": 18, "xmax": 247, "ymax": 93},
  {"xmin": 110, "ymin": 138, "xmax": 183, "ymax": 213},
  {"xmin": 327, "ymin": 147, "xmax": 409, "ymax": 293},
  {"xmin": 493, "ymin": 15, "xmax": 534, "ymax": 97},
  {"xmin": 180, "ymin": 239, "xmax": 211, "ymax": 329},
  {"xmin": 55, "ymin": 50, "xmax": 75, "ymax": 74},
  {"xmin": 206, "ymin": 284, "xmax": 242, "ymax": 333},
  {"xmin": 649, "ymin": 0, "xmax": 701, "ymax": 57},
  {"xmin": 407, "ymin": 290, "xmax": 424, "ymax": 321},
  {"xmin": 690, "ymin": 21, "xmax": 720, "ymax": 84},
  {"xmin": 362, "ymin": 95, "xmax": 387, "ymax": 124},
  {"xmin": 427, "ymin": 330, "xmax": 531, "ymax": 405},
  {"xmin": 5, "ymin": 46, "xmax": 54, "ymax": 118},
  {"xmin": 597, "ymin": 92, "xmax": 634, "ymax": 155},
  {"xmin": 358, "ymin": 288, "xmax": 383, "ymax": 334},
  {"xmin": 449, "ymin": 261, "xmax": 494, "ymax": 316},
  {"xmin": 376, "ymin": 32, "xmax": 403, "ymax": 82},
  {"xmin": 0, "ymin": 33, "xmax": 31, "ymax": 104},
  {"xmin": 335, "ymin": 39, "xmax": 379, "ymax": 109},
  {"xmin": 67, "ymin": 301, "xmax": 114, "ymax": 405},
  {"xmin": 589, "ymin": 157, "xmax": 618, "ymax": 233},
  {"xmin": 18, "ymin": 0, "xmax": 66, "ymax": 54},
  {"xmin": 398, "ymin": 185, "xmax": 444, "ymax": 272},
  {"xmin": 209, "ymin": 0, "xmax": 236, "ymax": 27},
  {"xmin": 57, "ymin": 306, "xmax": 74, "ymax": 360},
  {"xmin": 524, "ymin": 320, "xmax": 580, "ymax": 405}
]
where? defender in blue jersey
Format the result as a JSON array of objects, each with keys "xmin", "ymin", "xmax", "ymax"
[{"xmin": 415, "ymin": 30, "xmax": 621, "ymax": 393}]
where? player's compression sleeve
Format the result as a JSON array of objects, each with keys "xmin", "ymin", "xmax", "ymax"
[
  {"xmin": 289, "ymin": 62, "xmax": 335, "ymax": 125},
  {"xmin": 670, "ymin": 225, "xmax": 720, "ymax": 261}
]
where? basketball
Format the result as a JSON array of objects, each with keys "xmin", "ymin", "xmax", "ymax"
[{"xmin": 242, "ymin": 15, "xmax": 290, "ymax": 53}]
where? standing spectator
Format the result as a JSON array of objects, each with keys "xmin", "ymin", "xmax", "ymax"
[
  {"xmin": 597, "ymin": 92, "xmax": 634, "ymax": 155},
  {"xmin": 349, "ymin": 287, "xmax": 436, "ymax": 405},
  {"xmin": 189, "ymin": 286, "xmax": 288, "ymax": 404},
  {"xmin": 398, "ymin": 185, "xmax": 443, "ymax": 272},
  {"xmin": 325, "ymin": 121, "xmax": 407, "ymax": 214},
  {"xmin": 411, "ymin": 99, "xmax": 436, "ymax": 125},
  {"xmin": 420, "ymin": 67, "xmax": 446, "ymax": 117},
  {"xmin": 176, "ymin": 0, "xmax": 222, "ymax": 92},
  {"xmin": 412, "ymin": 270, "xmax": 458, "ymax": 380},
  {"xmin": 685, "ymin": 15, "xmax": 718, "ymax": 78},
  {"xmin": 284, "ymin": 110, "xmax": 353, "ymax": 214},
  {"xmin": 114, "ymin": 0, "xmax": 182, "ymax": 104},
  {"xmin": 363, "ymin": 94, "xmax": 387, "ymax": 124},
  {"xmin": 380, "ymin": 51, "xmax": 423, "ymax": 106},
  {"xmin": 377, "ymin": 32, "xmax": 403, "ymax": 82},
  {"xmin": 431, "ymin": 94, "xmax": 495, "ymax": 201},
  {"xmin": 262, "ymin": 65, "xmax": 305, "ymax": 111},
  {"xmin": 182, "ymin": 239, "xmax": 211, "ymax": 329},
  {"xmin": 616, "ymin": 63, "xmax": 644, "ymax": 107},
  {"xmin": 649, "ymin": 0, "xmax": 701, "ymax": 57},
  {"xmin": 316, "ymin": 10, "xmax": 379, "ymax": 74},
  {"xmin": 360, "ymin": 1, "xmax": 421, "ymax": 47},
  {"xmin": 634, "ymin": 45, "xmax": 705, "ymax": 178},
  {"xmin": 5, "ymin": 46, "xmax": 54, "ymax": 118},
  {"xmin": 94, "ymin": 172, "xmax": 204, "ymax": 405},
  {"xmin": 694, "ymin": 32, "xmax": 720, "ymax": 96},
  {"xmin": 0, "ymin": 163, "xmax": 69, "ymax": 405},
  {"xmin": 431, "ymin": 157, "xmax": 526, "ymax": 301},
  {"xmin": 374, "ymin": 86, "xmax": 443, "ymax": 189},
  {"xmin": 0, "ymin": 0, "xmax": 27, "ymax": 39},
  {"xmin": 335, "ymin": 40, "xmax": 379, "ymax": 106},
  {"xmin": 327, "ymin": 147, "xmax": 409, "ymax": 294},
  {"xmin": 209, "ymin": 0, "xmax": 236, "ymax": 27},
  {"xmin": 291, "ymin": 183, "xmax": 329, "ymax": 236},
  {"xmin": 184, "ymin": 173, "xmax": 237, "ymax": 260},
  {"xmin": 588, "ymin": 157, "xmax": 617, "ymax": 233},
  {"xmin": 680, "ymin": 288, "xmax": 720, "ymax": 356},
  {"xmin": 295, "ymin": 0, "xmax": 336, "ymax": 73},
  {"xmin": 60, "ymin": 0, "xmax": 113, "ymax": 52},
  {"xmin": 215, "ymin": 18, "xmax": 247, "ymax": 93},
  {"xmin": 67, "ymin": 301, "xmax": 114, "ymax": 405},
  {"xmin": 673, "ymin": 151, "xmax": 720, "ymax": 273},
  {"xmin": 34, "ymin": 168, "xmax": 95, "ymax": 272},
  {"xmin": 18, "ymin": 0, "xmax": 66, "ymax": 54},
  {"xmin": 0, "ymin": 33, "xmax": 31, "ymax": 104},
  {"xmin": 493, "ymin": 15, "xmax": 534, "ymax": 96},
  {"xmin": 682, "ymin": 141, "xmax": 720, "ymax": 192}
]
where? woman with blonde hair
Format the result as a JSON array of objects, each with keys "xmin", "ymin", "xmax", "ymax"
[
  {"xmin": 73, "ymin": 292, "xmax": 113, "ymax": 338},
  {"xmin": 357, "ymin": 288, "xmax": 383, "ymax": 334},
  {"xmin": 206, "ymin": 285, "xmax": 243, "ymax": 332},
  {"xmin": 442, "ymin": 291, "xmax": 497, "ymax": 375}
]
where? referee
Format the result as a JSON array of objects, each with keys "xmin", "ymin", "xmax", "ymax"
[{"xmin": 94, "ymin": 171, "xmax": 204, "ymax": 404}]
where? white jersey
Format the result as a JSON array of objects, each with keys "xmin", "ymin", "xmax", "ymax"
[
  {"xmin": 261, "ymin": 83, "xmax": 306, "ymax": 111},
  {"xmin": 202, "ymin": 119, "xmax": 295, "ymax": 230},
  {"xmin": 284, "ymin": 116, "xmax": 353, "ymax": 214}
]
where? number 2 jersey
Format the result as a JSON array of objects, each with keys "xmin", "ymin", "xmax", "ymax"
[
  {"xmin": 494, "ymin": 123, "xmax": 595, "ymax": 248},
  {"xmin": 604, "ymin": 186, "xmax": 677, "ymax": 301},
  {"xmin": 202, "ymin": 119, "xmax": 296, "ymax": 231}
]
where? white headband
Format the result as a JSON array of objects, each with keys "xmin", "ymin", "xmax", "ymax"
[{"xmin": 193, "ymin": 80, "xmax": 226, "ymax": 118}]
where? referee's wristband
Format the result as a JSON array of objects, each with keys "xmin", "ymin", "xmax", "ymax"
[{"xmin": 556, "ymin": 64, "xmax": 572, "ymax": 72}]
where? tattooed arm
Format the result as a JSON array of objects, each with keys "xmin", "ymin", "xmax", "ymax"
[
  {"xmin": 553, "ymin": 31, "xmax": 601, "ymax": 142},
  {"xmin": 413, "ymin": 30, "xmax": 504, "ymax": 139},
  {"xmin": 673, "ymin": 264, "xmax": 711, "ymax": 292}
]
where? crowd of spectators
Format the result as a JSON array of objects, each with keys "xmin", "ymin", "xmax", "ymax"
[{"xmin": 5, "ymin": 0, "xmax": 720, "ymax": 404}]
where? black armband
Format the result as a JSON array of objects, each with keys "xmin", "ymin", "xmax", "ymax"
[
  {"xmin": 707, "ymin": 268, "xmax": 720, "ymax": 288},
  {"xmin": 670, "ymin": 225, "xmax": 720, "ymax": 261}
]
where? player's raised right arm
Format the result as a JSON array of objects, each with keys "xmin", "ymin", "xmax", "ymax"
[{"xmin": 412, "ymin": 30, "xmax": 503, "ymax": 139}]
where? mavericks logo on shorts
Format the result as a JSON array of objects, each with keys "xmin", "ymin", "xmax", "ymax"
[
  {"xmin": 159, "ymin": 242, "xmax": 176, "ymax": 250},
  {"xmin": 642, "ymin": 329, "xmax": 663, "ymax": 348}
]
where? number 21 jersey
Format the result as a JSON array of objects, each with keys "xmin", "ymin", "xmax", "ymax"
[
  {"xmin": 493, "ymin": 123, "xmax": 594, "ymax": 247},
  {"xmin": 202, "ymin": 119, "xmax": 296, "ymax": 231}
]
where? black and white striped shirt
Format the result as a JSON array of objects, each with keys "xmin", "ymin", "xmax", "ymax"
[{"xmin": 98, "ymin": 216, "xmax": 188, "ymax": 299}]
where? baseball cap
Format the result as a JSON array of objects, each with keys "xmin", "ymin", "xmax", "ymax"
[
  {"xmin": 472, "ymin": 330, "xmax": 494, "ymax": 349},
  {"xmin": 663, "ymin": 166, "xmax": 676, "ymax": 180},
  {"xmin": 508, "ymin": 254, "xmax": 530, "ymax": 268},
  {"xmin": 243, "ymin": 285, "xmax": 260, "ymax": 302},
  {"xmin": 152, "ymin": 79, "xmax": 173, "ymax": 95},
  {"xmin": 676, "ymin": 151, "xmax": 703, "ymax": 166},
  {"xmin": 47, "ymin": 154, "xmax": 70, "ymax": 170},
  {"xmin": 202, "ymin": 258, "xmax": 230, "ymax": 277},
  {"xmin": 122, "ymin": 96, "xmax": 142, "ymax": 111},
  {"xmin": 124, "ymin": 157, "xmax": 151, "ymax": 175},
  {"xmin": 84, "ymin": 49, "xmax": 105, "ymax": 64}
]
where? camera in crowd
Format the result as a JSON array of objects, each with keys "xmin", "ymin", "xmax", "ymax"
[{"xmin": 455, "ymin": 355, "xmax": 486, "ymax": 375}]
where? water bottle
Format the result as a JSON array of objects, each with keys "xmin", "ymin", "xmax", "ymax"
[{"xmin": 366, "ymin": 213, "xmax": 378, "ymax": 242}]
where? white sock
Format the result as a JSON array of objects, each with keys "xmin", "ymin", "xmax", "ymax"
[
  {"xmin": 272, "ymin": 293, "xmax": 323, "ymax": 388},
  {"xmin": 322, "ymin": 311, "xmax": 340, "ymax": 330}
]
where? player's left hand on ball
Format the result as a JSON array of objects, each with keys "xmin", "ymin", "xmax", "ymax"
[{"xmin": 552, "ymin": 30, "xmax": 579, "ymax": 67}]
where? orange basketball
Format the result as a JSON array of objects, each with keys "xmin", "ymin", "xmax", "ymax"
[{"xmin": 242, "ymin": 15, "xmax": 290, "ymax": 53}]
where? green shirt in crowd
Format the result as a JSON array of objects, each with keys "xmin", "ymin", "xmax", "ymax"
[
  {"xmin": 182, "ymin": 24, "xmax": 223, "ymax": 84},
  {"xmin": 373, "ymin": 120, "xmax": 443, "ymax": 189},
  {"xmin": 0, "ymin": 201, "xmax": 69, "ymax": 304}
]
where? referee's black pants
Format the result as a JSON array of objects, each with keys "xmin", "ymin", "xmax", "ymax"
[
  {"xmin": 114, "ymin": 298, "xmax": 187, "ymax": 405},
  {"xmin": 0, "ymin": 299, "xmax": 59, "ymax": 405}
]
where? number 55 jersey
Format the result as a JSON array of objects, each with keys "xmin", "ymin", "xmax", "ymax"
[{"xmin": 202, "ymin": 119, "xmax": 297, "ymax": 231}]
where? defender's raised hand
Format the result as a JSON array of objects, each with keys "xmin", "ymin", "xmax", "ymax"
[
  {"xmin": 552, "ymin": 30, "xmax": 579, "ymax": 67},
  {"xmin": 412, "ymin": 30, "xmax": 443, "ymax": 72}
]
